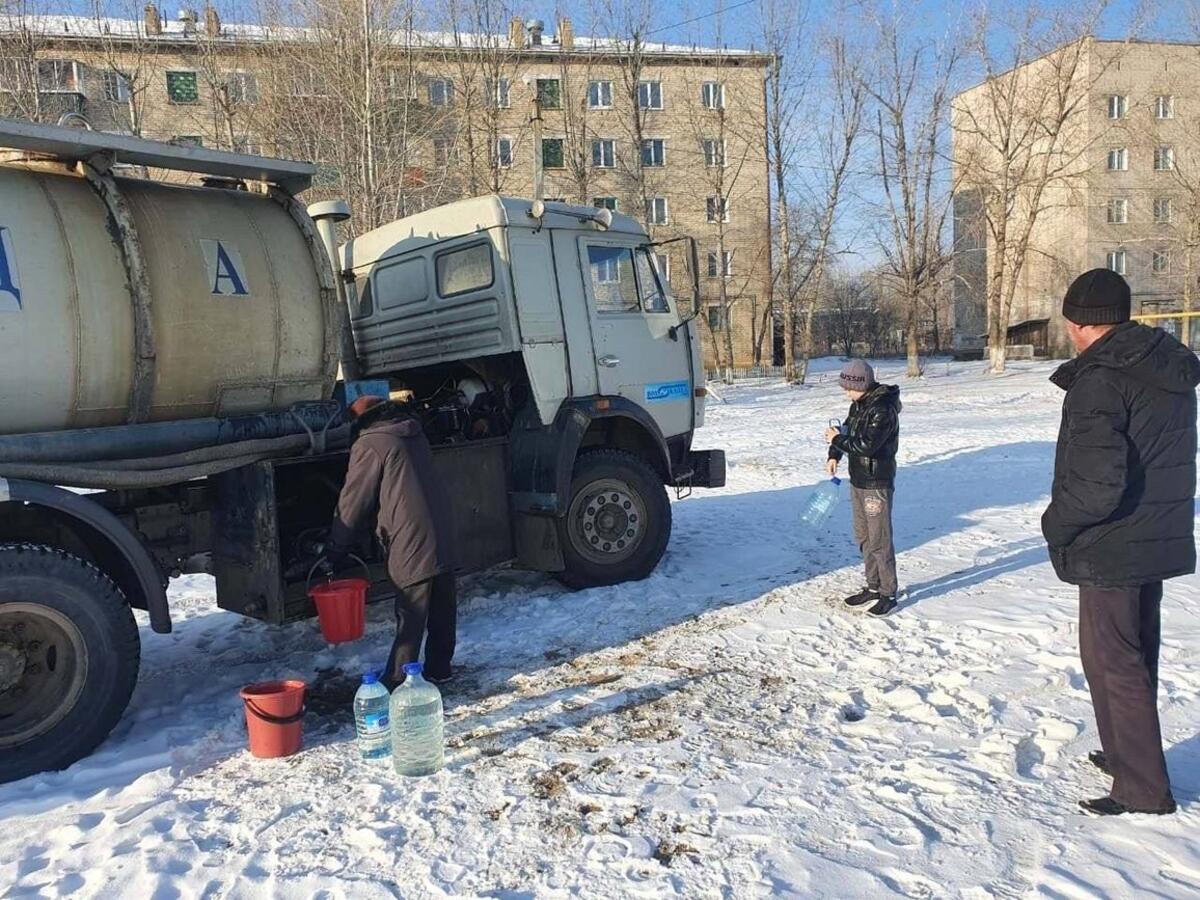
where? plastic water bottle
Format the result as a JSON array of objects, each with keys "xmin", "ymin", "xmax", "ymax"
[
  {"xmin": 353, "ymin": 672, "xmax": 391, "ymax": 761},
  {"xmin": 390, "ymin": 662, "xmax": 444, "ymax": 776},
  {"xmin": 799, "ymin": 477, "xmax": 842, "ymax": 528}
]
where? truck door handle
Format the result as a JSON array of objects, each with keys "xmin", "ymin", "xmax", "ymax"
[{"xmin": 599, "ymin": 355, "xmax": 620, "ymax": 368}]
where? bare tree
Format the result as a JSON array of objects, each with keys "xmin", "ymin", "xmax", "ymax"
[
  {"xmin": 866, "ymin": 8, "xmax": 960, "ymax": 377},
  {"xmin": 253, "ymin": 0, "xmax": 452, "ymax": 233},
  {"xmin": 88, "ymin": 0, "xmax": 161, "ymax": 136},
  {"xmin": 954, "ymin": 4, "xmax": 1122, "ymax": 373},
  {"xmin": 791, "ymin": 35, "xmax": 867, "ymax": 383},
  {"xmin": 0, "ymin": 0, "xmax": 50, "ymax": 123}
]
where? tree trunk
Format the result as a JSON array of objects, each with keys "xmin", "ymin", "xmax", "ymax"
[{"xmin": 906, "ymin": 287, "xmax": 921, "ymax": 378}]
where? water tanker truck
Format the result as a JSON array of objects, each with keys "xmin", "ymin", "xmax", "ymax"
[{"xmin": 0, "ymin": 118, "xmax": 724, "ymax": 782}]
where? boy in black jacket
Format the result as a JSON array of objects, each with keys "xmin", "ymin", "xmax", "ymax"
[{"xmin": 826, "ymin": 359, "xmax": 902, "ymax": 617}]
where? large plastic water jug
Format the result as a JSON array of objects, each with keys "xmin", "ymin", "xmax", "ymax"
[
  {"xmin": 799, "ymin": 477, "xmax": 842, "ymax": 528},
  {"xmin": 353, "ymin": 671, "xmax": 391, "ymax": 761},
  {"xmin": 390, "ymin": 662, "xmax": 445, "ymax": 776}
]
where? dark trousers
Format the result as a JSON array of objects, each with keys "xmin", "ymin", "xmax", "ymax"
[
  {"xmin": 1079, "ymin": 582, "xmax": 1174, "ymax": 809},
  {"xmin": 850, "ymin": 486, "xmax": 898, "ymax": 597},
  {"xmin": 383, "ymin": 572, "xmax": 457, "ymax": 689}
]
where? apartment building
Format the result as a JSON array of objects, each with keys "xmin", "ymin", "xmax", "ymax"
[
  {"xmin": 953, "ymin": 38, "xmax": 1200, "ymax": 358},
  {"xmin": 0, "ymin": 7, "xmax": 775, "ymax": 369}
]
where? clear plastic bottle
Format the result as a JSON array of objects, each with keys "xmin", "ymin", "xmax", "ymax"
[
  {"xmin": 799, "ymin": 476, "xmax": 842, "ymax": 528},
  {"xmin": 353, "ymin": 671, "xmax": 391, "ymax": 761},
  {"xmin": 390, "ymin": 662, "xmax": 444, "ymax": 777}
]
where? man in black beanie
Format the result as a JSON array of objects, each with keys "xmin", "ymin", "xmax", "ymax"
[{"xmin": 1042, "ymin": 268, "xmax": 1200, "ymax": 816}]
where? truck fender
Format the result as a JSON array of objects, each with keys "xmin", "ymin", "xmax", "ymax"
[
  {"xmin": 0, "ymin": 478, "xmax": 171, "ymax": 633},
  {"xmin": 509, "ymin": 397, "xmax": 671, "ymax": 518}
]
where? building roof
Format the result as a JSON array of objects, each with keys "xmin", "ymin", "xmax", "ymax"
[{"xmin": 0, "ymin": 14, "xmax": 773, "ymax": 63}]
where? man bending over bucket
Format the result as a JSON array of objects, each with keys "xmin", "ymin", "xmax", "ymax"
[{"xmin": 328, "ymin": 395, "xmax": 457, "ymax": 689}]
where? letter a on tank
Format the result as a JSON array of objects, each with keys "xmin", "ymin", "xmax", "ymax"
[
  {"xmin": 0, "ymin": 226, "xmax": 21, "ymax": 312},
  {"xmin": 202, "ymin": 239, "xmax": 250, "ymax": 297}
]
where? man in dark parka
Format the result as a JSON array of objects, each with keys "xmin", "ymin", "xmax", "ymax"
[
  {"xmin": 328, "ymin": 395, "xmax": 457, "ymax": 689},
  {"xmin": 1042, "ymin": 268, "xmax": 1200, "ymax": 816}
]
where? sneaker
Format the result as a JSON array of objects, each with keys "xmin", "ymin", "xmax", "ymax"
[
  {"xmin": 1088, "ymin": 750, "xmax": 1111, "ymax": 776},
  {"xmin": 866, "ymin": 595, "xmax": 897, "ymax": 617},
  {"xmin": 1079, "ymin": 796, "xmax": 1176, "ymax": 816},
  {"xmin": 843, "ymin": 588, "xmax": 878, "ymax": 609}
]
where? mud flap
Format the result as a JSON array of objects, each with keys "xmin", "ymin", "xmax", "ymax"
[{"xmin": 513, "ymin": 511, "xmax": 564, "ymax": 572}]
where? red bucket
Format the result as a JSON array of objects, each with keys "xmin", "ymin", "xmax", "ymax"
[
  {"xmin": 241, "ymin": 680, "xmax": 306, "ymax": 758},
  {"xmin": 309, "ymin": 577, "xmax": 368, "ymax": 643}
]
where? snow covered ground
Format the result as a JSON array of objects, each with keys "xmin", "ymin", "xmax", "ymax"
[{"xmin": 2, "ymin": 359, "xmax": 1199, "ymax": 899}]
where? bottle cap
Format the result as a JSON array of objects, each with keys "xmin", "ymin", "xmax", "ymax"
[
  {"xmin": 402, "ymin": 662, "xmax": 423, "ymax": 677},
  {"xmin": 831, "ymin": 476, "xmax": 842, "ymax": 486},
  {"xmin": 362, "ymin": 671, "xmax": 379, "ymax": 685}
]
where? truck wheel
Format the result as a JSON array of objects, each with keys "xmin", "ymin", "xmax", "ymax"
[
  {"xmin": 557, "ymin": 449, "xmax": 672, "ymax": 589},
  {"xmin": 0, "ymin": 545, "xmax": 140, "ymax": 784}
]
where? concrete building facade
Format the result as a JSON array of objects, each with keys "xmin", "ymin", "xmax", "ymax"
[
  {"xmin": 953, "ymin": 38, "xmax": 1200, "ymax": 358},
  {"xmin": 0, "ymin": 8, "xmax": 775, "ymax": 369}
]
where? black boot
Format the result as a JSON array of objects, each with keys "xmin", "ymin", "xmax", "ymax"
[
  {"xmin": 866, "ymin": 595, "xmax": 898, "ymax": 617},
  {"xmin": 843, "ymin": 588, "xmax": 878, "ymax": 609},
  {"xmin": 1079, "ymin": 796, "xmax": 1177, "ymax": 816}
]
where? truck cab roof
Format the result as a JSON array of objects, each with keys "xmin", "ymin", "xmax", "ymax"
[{"xmin": 340, "ymin": 195, "xmax": 646, "ymax": 273}]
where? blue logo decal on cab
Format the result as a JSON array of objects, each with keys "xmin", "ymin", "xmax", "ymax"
[
  {"xmin": 645, "ymin": 380, "xmax": 690, "ymax": 403},
  {"xmin": 0, "ymin": 226, "xmax": 22, "ymax": 312}
]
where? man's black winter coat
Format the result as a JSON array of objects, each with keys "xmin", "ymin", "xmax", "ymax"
[
  {"xmin": 829, "ymin": 384, "xmax": 902, "ymax": 489},
  {"xmin": 1042, "ymin": 322, "xmax": 1200, "ymax": 587}
]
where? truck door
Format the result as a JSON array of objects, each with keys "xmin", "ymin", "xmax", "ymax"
[{"xmin": 579, "ymin": 239, "xmax": 695, "ymax": 439}]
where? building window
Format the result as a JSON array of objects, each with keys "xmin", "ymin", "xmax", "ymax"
[
  {"xmin": 591, "ymin": 139, "xmax": 616, "ymax": 168},
  {"xmin": 637, "ymin": 80, "xmax": 663, "ymax": 110},
  {"xmin": 706, "ymin": 305, "xmax": 726, "ymax": 329},
  {"xmin": 166, "ymin": 70, "xmax": 199, "ymax": 104},
  {"xmin": 588, "ymin": 80, "xmax": 613, "ymax": 109},
  {"xmin": 1107, "ymin": 148, "xmax": 1128, "ymax": 171},
  {"xmin": 1107, "ymin": 249, "xmax": 1127, "ymax": 275},
  {"xmin": 1156, "ymin": 95, "xmax": 1174, "ymax": 119},
  {"xmin": 641, "ymin": 139, "xmax": 665, "ymax": 167},
  {"xmin": 703, "ymin": 138, "xmax": 727, "ymax": 167},
  {"xmin": 102, "ymin": 70, "xmax": 131, "ymax": 103},
  {"xmin": 289, "ymin": 69, "xmax": 330, "ymax": 98},
  {"xmin": 385, "ymin": 67, "xmax": 418, "ymax": 99},
  {"xmin": 1106, "ymin": 198, "xmax": 1128, "ymax": 224},
  {"xmin": 428, "ymin": 78, "xmax": 453, "ymax": 106},
  {"xmin": 492, "ymin": 77, "xmax": 510, "ymax": 108},
  {"xmin": 707, "ymin": 250, "xmax": 733, "ymax": 277},
  {"xmin": 646, "ymin": 196, "xmax": 669, "ymax": 225},
  {"xmin": 706, "ymin": 196, "xmax": 730, "ymax": 224},
  {"xmin": 1154, "ymin": 197, "xmax": 1173, "ymax": 223},
  {"xmin": 1107, "ymin": 94, "xmax": 1128, "ymax": 119},
  {"xmin": 433, "ymin": 137, "xmax": 455, "ymax": 168},
  {"xmin": 655, "ymin": 252, "xmax": 671, "ymax": 284},
  {"xmin": 36, "ymin": 59, "xmax": 80, "ymax": 93},
  {"xmin": 536, "ymin": 78, "xmax": 562, "ymax": 109},
  {"xmin": 542, "ymin": 138, "xmax": 564, "ymax": 169},
  {"xmin": 1152, "ymin": 249, "xmax": 1171, "ymax": 274},
  {"xmin": 592, "ymin": 196, "xmax": 619, "ymax": 211},
  {"xmin": 702, "ymin": 81, "xmax": 725, "ymax": 109},
  {"xmin": 1155, "ymin": 146, "xmax": 1175, "ymax": 171},
  {"xmin": 495, "ymin": 137, "xmax": 513, "ymax": 168},
  {"xmin": 314, "ymin": 165, "xmax": 341, "ymax": 188},
  {"xmin": 227, "ymin": 71, "xmax": 258, "ymax": 105},
  {"xmin": 232, "ymin": 136, "xmax": 260, "ymax": 155},
  {"xmin": 171, "ymin": 135, "xmax": 203, "ymax": 147}
]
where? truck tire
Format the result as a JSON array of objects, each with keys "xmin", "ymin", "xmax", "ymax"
[
  {"xmin": 0, "ymin": 544, "xmax": 140, "ymax": 784},
  {"xmin": 557, "ymin": 449, "xmax": 672, "ymax": 589}
]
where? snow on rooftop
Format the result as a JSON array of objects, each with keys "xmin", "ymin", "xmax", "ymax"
[{"xmin": 0, "ymin": 14, "xmax": 767, "ymax": 57}]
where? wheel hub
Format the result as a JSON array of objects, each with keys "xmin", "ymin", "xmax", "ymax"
[
  {"xmin": 0, "ymin": 604, "xmax": 88, "ymax": 749},
  {"xmin": 0, "ymin": 643, "xmax": 25, "ymax": 693},
  {"xmin": 581, "ymin": 488, "xmax": 641, "ymax": 554}
]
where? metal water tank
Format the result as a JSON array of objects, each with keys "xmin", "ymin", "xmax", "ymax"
[{"xmin": 0, "ymin": 162, "xmax": 338, "ymax": 434}]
